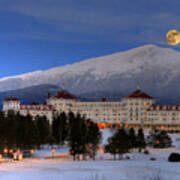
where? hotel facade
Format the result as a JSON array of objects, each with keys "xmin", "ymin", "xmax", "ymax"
[{"xmin": 3, "ymin": 88, "xmax": 180, "ymax": 132}]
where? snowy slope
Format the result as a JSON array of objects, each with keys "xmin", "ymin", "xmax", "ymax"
[{"xmin": 1, "ymin": 45, "xmax": 180, "ymax": 103}]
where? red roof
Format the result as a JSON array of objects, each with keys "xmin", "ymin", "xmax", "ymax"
[
  {"xmin": 124, "ymin": 89, "xmax": 153, "ymax": 99},
  {"xmin": 147, "ymin": 105, "xmax": 180, "ymax": 111},
  {"xmin": 52, "ymin": 90, "xmax": 77, "ymax": 100},
  {"xmin": 4, "ymin": 97, "xmax": 19, "ymax": 101},
  {"xmin": 31, "ymin": 102, "xmax": 39, "ymax": 105}
]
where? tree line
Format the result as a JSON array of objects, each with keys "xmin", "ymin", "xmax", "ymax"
[
  {"xmin": 0, "ymin": 110, "xmax": 172, "ymax": 160},
  {"xmin": 105, "ymin": 127, "xmax": 172, "ymax": 160},
  {"xmin": 0, "ymin": 111, "xmax": 101, "ymax": 160},
  {"xmin": 105, "ymin": 127, "xmax": 146, "ymax": 160}
]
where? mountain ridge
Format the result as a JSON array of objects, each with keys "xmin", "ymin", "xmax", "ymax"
[{"xmin": 0, "ymin": 44, "xmax": 180, "ymax": 104}]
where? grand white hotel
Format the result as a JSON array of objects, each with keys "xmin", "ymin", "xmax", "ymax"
[{"xmin": 3, "ymin": 87, "xmax": 180, "ymax": 132}]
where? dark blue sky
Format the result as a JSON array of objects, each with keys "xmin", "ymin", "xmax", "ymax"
[{"xmin": 0, "ymin": 0, "xmax": 179, "ymax": 78}]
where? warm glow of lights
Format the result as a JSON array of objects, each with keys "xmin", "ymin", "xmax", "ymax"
[
  {"xmin": 13, "ymin": 154, "xmax": 17, "ymax": 160},
  {"xmin": 97, "ymin": 122, "xmax": 101, "ymax": 128},
  {"xmin": 125, "ymin": 124, "xmax": 128, "ymax": 128},
  {"xmin": 144, "ymin": 102, "xmax": 148, "ymax": 106},
  {"xmin": 156, "ymin": 140, "xmax": 160, "ymax": 145},
  {"xmin": 102, "ymin": 123, "xmax": 106, "ymax": 128},
  {"xmin": 119, "ymin": 124, "xmax": 122, "ymax": 128},
  {"xmin": 160, "ymin": 117, "xmax": 163, "ymax": 120},
  {"xmin": 0, "ymin": 155, "xmax": 3, "ymax": 162},
  {"xmin": 19, "ymin": 154, "xmax": 23, "ymax": 161},
  {"xmin": 97, "ymin": 122, "xmax": 107, "ymax": 129},
  {"xmin": 30, "ymin": 149, "xmax": 35, "ymax": 154},
  {"xmin": 9, "ymin": 149, "xmax": 14, "ymax": 154},
  {"xmin": 3, "ymin": 148, "xmax": 8, "ymax": 154},
  {"xmin": 16, "ymin": 149, "xmax": 20, "ymax": 154},
  {"xmin": 52, "ymin": 148, "xmax": 56, "ymax": 153},
  {"xmin": 166, "ymin": 29, "xmax": 180, "ymax": 46}
]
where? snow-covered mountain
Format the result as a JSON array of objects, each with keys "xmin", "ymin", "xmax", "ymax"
[{"xmin": 1, "ymin": 44, "xmax": 180, "ymax": 104}]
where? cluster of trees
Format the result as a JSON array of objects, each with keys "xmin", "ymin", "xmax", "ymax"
[
  {"xmin": 105, "ymin": 127, "xmax": 146, "ymax": 160},
  {"xmin": 105, "ymin": 127, "xmax": 173, "ymax": 160},
  {"xmin": 147, "ymin": 129, "xmax": 172, "ymax": 148},
  {"xmin": 0, "ymin": 111, "xmax": 51, "ymax": 151},
  {"xmin": 0, "ymin": 111, "xmax": 101, "ymax": 161},
  {"xmin": 52, "ymin": 112, "xmax": 101, "ymax": 161},
  {"xmin": 0, "ymin": 110, "xmax": 173, "ymax": 161}
]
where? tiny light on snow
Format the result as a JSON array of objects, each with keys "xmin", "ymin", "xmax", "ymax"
[
  {"xmin": 19, "ymin": 154, "xmax": 23, "ymax": 161},
  {"xmin": 52, "ymin": 148, "xmax": 56, "ymax": 153},
  {"xmin": 3, "ymin": 148, "xmax": 8, "ymax": 154},
  {"xmin": 9, "ymin": 149, "xmax": 14, "ymax": 154},
  {"xmin": 16, "ymin": 149, "xmax": 20, "ymax": 154}
]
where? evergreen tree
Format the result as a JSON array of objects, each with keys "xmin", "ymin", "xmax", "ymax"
[
  {"xmin": 35, "ymin": 116, "xmax": 50, "ymax": 147},
  {"xmin": 136, "ymin": 128, "xmax": 146, "ymax": 152},
  {"xmin": 22, "ymin": 114, "xmax": 39, "ymax": 149},
  {"xmin": 4, "ymin": 111, "xmax": 18, "ymax": 148},
  {"xmin": 0, "ymin": 111, "xmax": 6, "ymax": 150},
  {"xmin": 105, "ymin": 128, "xmax": 131, "ymax": 160},
  {"xmin": 105, "ymin": 136, "xmax": 117, "ymax": 160},
  {"xmin": 45, "ymin": 134, "xmax": 56, "ymax": 147},
  {"xmin": 116, "ymin": 128, "xmax": 131, "ymax": 159},
  {"xmin": 148, "ymin": 129, "xmax": 172, "ymax": 148},
  {"xmin": 69, "ymin": 113, "xmax": 88, "ymax": 160},
  {"xmin": 129, "ymin": 128, "xmax": 136, "ymax": 149},
  {"xmin": 86, "ymin": 121, "xmax": 101, "ymax": 160},
  {"xmin": 67, "ymin": 111, "xmax": 75, "ymax": 139},
  {"xmin": 52, "ymin": 112, "xmax": 68, "ymax": 145}
]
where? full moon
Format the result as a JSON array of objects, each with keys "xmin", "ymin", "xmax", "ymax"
[{"xmin": 166, "ymin": 30, "xmax": 180, "ymax": 46}]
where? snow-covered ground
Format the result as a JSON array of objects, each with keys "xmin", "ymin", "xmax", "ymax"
[
  {"xmin": 0, "ymin": 153, "xmax": 180, "ymax": 180},
  {"xmin": 0, "ymin": 131, "xmax": 180, "ymax": 180}
]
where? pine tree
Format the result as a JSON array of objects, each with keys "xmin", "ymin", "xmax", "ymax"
[
  {"xmin": 129, "ymin": 128, "xmax": 136, "ymax": 149},
  {"xmin": 52, "ymin": 112, "xmax": 68, "ymax": 145},
  {"xmin": 105, "ymin": 128, "xmax": 131, "ymax": 160},
  {"xmin": 69, "ymin": 113, "xmax": 88, "ymax": 160},
  {"xmin": 105, "ymin": 136, "xmax": 117, "ymax": 160},
  {"xmin": 149, "ymin": 129, "xmax": 172, "ymax": 148},
  {"xmin": 0, "ymin": 111, "xmax": 6, "ymax": 150},
  {"xmin": 86, "ymin": 121, "xmax": 101, "ymax": 160},
  {"xmin": 35, "ymin": 116, "xmax": 50, "ymax": 147},
  {"xmin": 136, "ymin": 128, "xmax": 146, "ymax": 152},
  {"xmin": 23, "ymin": 114, "xmax": 39, "ymax": 149},
  {"xmin": 45, "ymin": 134, "xmax": 56, "ymax": 147}
]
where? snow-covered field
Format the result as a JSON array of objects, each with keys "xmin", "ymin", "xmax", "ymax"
[
  {"xmin": 0, "ymin": 153, "xmax": 180, "ymax": 180},
  {"xmin": 0, "ymin": 130, "xmax": 180, "ymax": 180}
]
